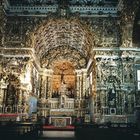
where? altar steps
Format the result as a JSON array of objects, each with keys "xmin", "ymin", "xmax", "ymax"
[
  {"xmin": 42, "ymin": 125, "xmax": 75, "ymax": 138},
  {"xmin": 42, "ymin": 130, "xmax": 75, "ymax": 138}
]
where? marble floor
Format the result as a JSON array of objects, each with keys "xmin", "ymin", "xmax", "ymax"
[
  {"xmin": 39, "ymin": 130, "xmax": 75, "ymax": 140},
  {"xmin": 39, "ymin": 138, "xmax": 75, "ymax": 140}
]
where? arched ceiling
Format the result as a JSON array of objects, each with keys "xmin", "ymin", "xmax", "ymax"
[
  {"xmin": 41, "ymin": 46, "xmax": 87, "ymax": 69},
  {"xmin": 33, "ymin": 18, "xmax": 94, "ymax": 69}
]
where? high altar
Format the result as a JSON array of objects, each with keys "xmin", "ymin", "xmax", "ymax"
[{"xmin": 46, "ymin": 81, "xmax": 74, "ymax": 126}]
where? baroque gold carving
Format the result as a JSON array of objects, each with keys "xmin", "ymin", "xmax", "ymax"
[{"xmin": 32, "ymin": 18, "xmax": 94, "ymax": 62}]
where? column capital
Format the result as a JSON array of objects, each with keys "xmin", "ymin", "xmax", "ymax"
[
  {"xmin": 75, "ymin": 69, "xmax": 82, "ymax": 76},
  {"xmin": 42, "ymin": 69, "xmax": 53, "ymax": 76},
  {"xmin": 81, "ymin": 68, "xmax": 87, "ymax": 73}
]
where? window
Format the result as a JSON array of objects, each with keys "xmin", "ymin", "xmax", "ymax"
[{"xmin": 137, "ymin": 70, "xmax": 140, "ymax": 90}]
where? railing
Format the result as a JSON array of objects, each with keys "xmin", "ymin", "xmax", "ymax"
[
  {"xmin": 75, "ymin": 123, "xmax": 140, "ymax": 140},
  {"xmin": 0, "ymin": 121, "xmax": 41, "ymax": 140},
  {"xmin": 4, "ymin": 4, "xmax": 118, "ymax": 17},
  {"xmin": 70, "ymin": 6, "xmax": 117, "ymax": 14},
  {"xmin": 94, "ymin": 113, "xmax": 135, "ymax": 123}
]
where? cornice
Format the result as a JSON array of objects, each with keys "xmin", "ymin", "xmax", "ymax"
[
  {"xmin": 93, "ymin": 47, "xmax": 140, "ymax": 51},
  {"xmin": 3, "ymin": 3, "xmax": 118, "ymax": 17}
]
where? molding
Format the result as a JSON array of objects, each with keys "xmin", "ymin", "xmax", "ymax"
[
  {"xmin": 0, "ymin": 47, "xmax": 33, "ymax": 50},
  {"xmin": 1, "ymin": 54, "xmax": 31, "ymax": 57},
  {"xmin": 4, "ymin": 4, "xmax": 118, "ymax": 17},
  {"xmin": 93, "ymin": 47, "xmax": 140, "ymax": 51},
  {"xmin": 87, "ymin": 59, "xmax": 93, "ymax": 70},
  {"xmin": 1, "ymin": 47, "xmax": 140, "ymax": 51}
]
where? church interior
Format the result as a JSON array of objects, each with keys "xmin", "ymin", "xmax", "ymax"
[{"xmin": 0, "ymin": 0, "xmax": 140, "ymax": 139}]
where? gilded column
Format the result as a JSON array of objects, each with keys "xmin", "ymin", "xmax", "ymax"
[
  {"xmin": 46, "ymin": 69, "xmax": 53, "ymax": 99},
  {"xmin": 0, "ymin": 80, "xmax": 5, "ymax": 113},
  {"xmin": 91, "ymin": 57, "xmax": 97, "ymax": 121},
  {"xmin": 75, "ymin": 70, "xmax": 82, "ymax": 99},
  {"xmin": 41, "ymin": 75, "xmax": 46, "ymax": 98},
  {"xmin": 120, "ymin": 0, "xmax": 139, "ymax": 48},
  {"xmin": 82, "ymin": 69, "xmax": 87, "ymax": 99},
  {"xmin": 75, "ymin": 70, "xmax": 82, "ymax": 117}
]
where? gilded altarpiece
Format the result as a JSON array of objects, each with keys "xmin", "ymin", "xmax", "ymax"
[{"xmin": 0, "ymin": 0, "xmax": 140, "ymax": 123}]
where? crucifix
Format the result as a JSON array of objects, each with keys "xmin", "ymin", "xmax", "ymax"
[
  {"xmin": 61, "ymin": 69, "xmax": 64, "ymax": 83},
  {"xmin": 60, "ymin": 63, "xmax": 67, "ymax": 83}
]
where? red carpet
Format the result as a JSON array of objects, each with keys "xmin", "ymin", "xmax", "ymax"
[
  {"xmin": 0, "ymin": 114, "xmax": 18, "ymax": 117},
  {"xmin": 43, "ymin": 125, "xmax": 75, "ymax": 130}
]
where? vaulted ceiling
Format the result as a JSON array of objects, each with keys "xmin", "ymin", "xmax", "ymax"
[{"xmin": 32, "ymin": 18, "xmax": 94, "ymax": 69}]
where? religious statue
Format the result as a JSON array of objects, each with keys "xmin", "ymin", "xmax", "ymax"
[
  {"xmin": 22, "ymin": 103, "xmax": 29, "ymax": 114},
  {"xmin": 6, "ymin": 82, "xmax": 16, "ymax": 106}
]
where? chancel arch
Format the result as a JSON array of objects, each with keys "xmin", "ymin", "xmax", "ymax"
[{"xmin": 29, "ymin": 18, "xmax": 97, "ymax": 120}]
